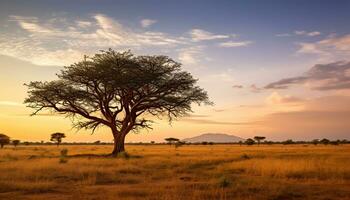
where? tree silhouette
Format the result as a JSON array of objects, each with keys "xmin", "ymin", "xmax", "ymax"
[
  {"xmin": 320, "ymin": 138, "xmax": 330, "ymax": 145},
  {"xmin": 0, "ymin": 134, "xmax": 10, "ymax": 148},
  {"xmin": 245, "ymin": 138, "xmax": 255, "ymax": 145},
  {"xmin": 165, "ymin": 137, "xmax": 180, "ymax": 145},
  {"xmin": 12, "ymin": 140, "xmax": 20, "ymax": 148},
  {"xmin": 282, "ymin": 139, "xmax": 294, "ymax": 145},
  {"xmin": 25, "ymin": 50, "xmax": 211, "ymax": 155},
  {"xmin": 254, "ymin": 136, "xmax": 266, "ymax": 145},
  {"xmin": 312, "ymin": 139, "xmax": 319, "ymax": 145},
  {"xmin": 50, "ymin": 132, "xmax": 66, "ymax": 147}
]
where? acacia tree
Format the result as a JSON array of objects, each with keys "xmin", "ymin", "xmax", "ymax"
[
  {"xmin": 51, "ymin": 132, "xmax": 66, "ymax": 147},
  {"xmin": 164, "ymin": 137, "xmax": 180, "ymax": 145},
  {"xmin": 12, "ymin": 140, "xmax": 20, "ymax": 148},
  {"xmin": 245, "ymin": 138, "xmax": 255, "ymax": 146},
  {"xmin": 25, "ymin": 50, "xmax": 211, "ymax": 155},
  {"xmin": 0, "ymin": 134, "xmax": 10, "ymax": 148},
  {"xmin": 254, "ymin": 136, "xmax": 266, "ymax": 145}
]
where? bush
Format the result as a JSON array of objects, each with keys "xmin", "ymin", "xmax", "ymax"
[
  {"xmin": 282, "ymin": 139, "xmax": 294, "ymax": 145},
  {"xmin": 245, "ymin": 138, "xmax": 255, "ymax": 145},
  {"xmin": 59, "ymin": 149, "xmax": 68, "ymax": 164},
  {"xmin": 240, "ymin": 154, "xmax": 251, "ymax": 160},
  {"xmin": 218, "ymin": 176, "xmax": 230, "ymax": 188},
  {"xmin": 60, "ymin": 149, "xmax": 68, "ymax": 157}
]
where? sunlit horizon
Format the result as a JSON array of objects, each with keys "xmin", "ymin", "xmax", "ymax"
[{"xmin": 1, "ymin": 0, "xmax": 350, "ymax": 143}]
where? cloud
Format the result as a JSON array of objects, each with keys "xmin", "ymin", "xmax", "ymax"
[
  {"xmin": 257, "ymin": 95, "xmax": 350, "ymax": 140},
  {"xmin": 76, "ymin": 20, "xmax": 92, "ymax": 28},
  {"xmin": 250, "ymin": 84, "xmax": 263, "ymax": 93},
  {"xmin": 232, "ymin": 85, "xmax": 243, "ymax": 89},
  {"xmin": 189, "ymin": 29, "xmax": 229, "ymax": 41},
  {"xmin": 178, "ymin": 46, "xmax": 204, "ymax": 65},
  {"xmin": 295, "ymin": 30, "xmax": 321, "ymax": 36},
  {"xmin": 218, "ymin": 40, "xmax": 252, "ymax": 47},
  {"xmin": 297, "ymin": 34, "xmax": 350, "ymax": 61},
  {"xmin": 1, "ymin": 14, "xmax": 253, "ymax": 66},
  {"xmin": 276, "ymin": 30, "xmax": 321, "ymax": 37},
  {"xmin": 275, "ymin": 33, "xmax": 292, "ymax": 37},
  {"xmin": 140, "ymin": 19, "xmax": 157, "ymax": 28},
  {"xmin": 0, "ymin": 14, "xmax": 185, "ymax": 66},
  {"xmin": 265, "ymin": 61, "xmax": 350, "ymax": 91},
  {"xmin": 265, "ymin": 92, "xmax": 303, "ymax": 105}
]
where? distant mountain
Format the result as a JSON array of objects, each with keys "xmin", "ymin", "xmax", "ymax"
[{"xmin": 182, "ymin": 133, "xmax": 244, "ymax": 143}]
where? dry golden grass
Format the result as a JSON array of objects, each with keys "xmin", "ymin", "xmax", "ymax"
[{"xmin": 0, "ymin": 144, "xmax": 349, "ymax": 200}]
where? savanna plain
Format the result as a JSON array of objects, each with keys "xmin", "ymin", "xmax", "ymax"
[{"xmin": 0, "ymin": 144, "xmax": 349, "ymax": 200}]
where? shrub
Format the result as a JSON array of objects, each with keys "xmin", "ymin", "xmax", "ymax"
[
  {"xmin": 59, "ymin": 149, "xmax": 68, "ymax": 164},
  {"xmin": 60, "ymin": 149, "xmax": 68, "ymax": 157},
  {"xmin": 282, "ymin": 139, "xmax": 294, "ymax": 145},
  {"xmin": 240, "ymin": 154, "xmax": 251, "ymax": 160},
  {"xmin": 218, "ymin": 176, "xmax": 230, "ymax": 188},
  {"xmin": 245, "ymin": 138, "xmax": 255, "ymax": 145}
]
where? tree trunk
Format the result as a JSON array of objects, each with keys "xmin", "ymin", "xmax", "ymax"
[{"xmin": 111, "ymin": 132, "xmax": 126, "ymax": 156}]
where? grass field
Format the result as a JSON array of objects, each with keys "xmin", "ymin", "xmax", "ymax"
[{"xmin": 0, "ymin": 144, "xmax": 349, "ymax": 200}]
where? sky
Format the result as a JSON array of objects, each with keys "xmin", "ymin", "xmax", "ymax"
[{"xmin": 0, "ymin": 0, "xmax": 350, "ymax": 142}]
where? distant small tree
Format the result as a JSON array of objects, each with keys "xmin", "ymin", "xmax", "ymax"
[
  {"xmin": 238, "ymin": 141, "xmax": 243, "ymax": 146},
  {"xmin": 282, "ymin": 139, "xmax": 294, "ymax": 145},
  {"xmin": 341, "ymin": 139, "xmax": 348, "ymax": 144},
  {"xmin": 265, "ymin": 141, "xmax": 274, "ymax": 145},
  {"xmin": 254, "ymin": 136, "xmax": 266, "ymax": 145},
  {"xmin": 0, "ymin": 134, "xmax": 10, "ymax": 148},
  {"xmin": 12, "ymin": 140, "xmax": 20, "ymax": 148},
  {"xmin": 320, "ymin": 138, "xmax": 330, "ymax": 145},
  {"xmin": 312, "ymin": 139, "xmax": 319, "ymax": 145},
  {"xmin": 93, "ymin": 140, "xmax": 101, "ymax": 145},
  {"xmin": 245, "ymin": 138, "xmax": 255, "ymax": 145},
  {"xmin": 330, "ymin": 140, "xmax": 339, "ymax": 145},
  {"xmin": 150, "ymin": 141, "xmax": 155, "ymax": 144},
  {"xmin": 50, "ymin": 132, "xmax": 66, "ymax": 147},
  {"xmin": 175, "ymin": 141, "xmax": 185, "ymax": 148},
  {"xmin": 164, "ymin": 137, "xmax": 179, "ymax": 145}
]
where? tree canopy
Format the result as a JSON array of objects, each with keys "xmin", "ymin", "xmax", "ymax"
[
  {"xmin": 0, "ymin": 134, "xmax": 10, "ymax": 148},
  {"xmin": 25, "ymin": 50, "xmax": 211, "ymax": 155},
  {"xmin": 50, "ymin": 132, "xmax": 66, "ymax": 147}
]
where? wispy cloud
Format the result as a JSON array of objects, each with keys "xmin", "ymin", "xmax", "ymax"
[
  {"xmin": 276, "ymin": 30, "xmax": 321, "ymax": 37},
  {"xmin": 189, "ymin": 29, "xmax": 229, "ymax": 42},
  {"xmin": 250, "ymin": 84, "xmax": 263, "ymax": 93},
  {"xmin": 232, "ymin": 84, "xmax": 243, "ymax": 89},
  {"xmin": 265, "ymin": 61, "xmax": 350, "ymax": 91},
  {"xmin": 140, "ymin": 19, "xmax": 157, "ymax": 28},
  {"xmin": 0, "ymin": 14, "xmax": 252, "ymax": 66},
  {"xmin": 275, "ymin": 33, "xmax": 292, "ymax": 37},
  {"xmin": 218, "ymin": 40, "xmax": 252, "ymax": 47},
  {"xmin": 297, "ymin": 34, "xmax": 350, "ymax": 61},
  {"xmin": 178, "ymin": 46, "xmax": 204, "ymax": 65},
  {"xmin": 0, "ymin": 14, "xmax": 185, "ymax": 65},
  {"xmin": 265, "ymin": 92, "xmax": 304, "ymax": 105},
  {"xmin": 295, "ymin": 30, "xmax": 321, "ymax": 36}
]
